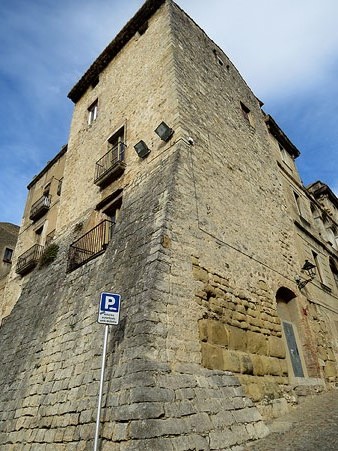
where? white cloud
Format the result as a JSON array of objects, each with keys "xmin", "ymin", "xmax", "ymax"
[{"xmin": 178, "ymin": 0, "xmax": 338, "ymax": 98}]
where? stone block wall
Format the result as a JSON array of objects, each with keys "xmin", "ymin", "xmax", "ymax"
[
  {"xmin": 192, "ymin": 259, "xmax": 288, "ymax": 401},
  {"xmin": 0, "ymin": 146, "xmax": 269, "ymax": 449}
]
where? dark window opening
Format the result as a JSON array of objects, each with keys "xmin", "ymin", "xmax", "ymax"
[
  {"xmin": 108, "ymin": 127, "xmax": 125, "ymax": 157},
  {"xmin": 240, "ymin": 102, "xmax": 252, "ymax": 125},
  {"xmin": 94, "ymin": 129, "xmax": 126, "ymax": 187},
  {"xmin": 3, "ymin": 247, "xmax": 13, "ymax": 263},
  {"xmin": 103, "ymin": 195, "xmax": 122, "ymax": 226}
]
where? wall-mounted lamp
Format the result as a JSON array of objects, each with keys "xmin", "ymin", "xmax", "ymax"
[
  {"xmin": 295, "ymin": 259, "xmax": 316, "ymax": 289},
  {"xmin": 134, "ymin": 140, "xmax": 150, "ymax": 158},
  {"xmin": 154, "ymin": 121, "xmax": 174, "ymax": 142}
]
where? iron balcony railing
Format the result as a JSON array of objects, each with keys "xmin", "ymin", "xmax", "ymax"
[
  {"xmin": 67, "ymin": 220, "xmax": 114, "ymax": 272},
  {"xmin": 94, "ymin": 143, "xmax": 126, "ymax": 187},
  {"xmin": 29, "ymin": 195, "xmax": 51, "ymax": 221},
  {"xmin": 16, "ymin": 244, "xmax": 44, "ymax": 275}
]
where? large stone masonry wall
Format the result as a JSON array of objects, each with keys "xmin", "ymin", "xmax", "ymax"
[
  {"xmin": 169, "ymin": 1, "xmax": 299, "ymax": 283},
  {"xmin": 160, "ymin": 1, "xmax": 336, "ymax": 414},
  {"xmin": 0, "ymin": 149, "xmax": 269, "ymax": 450}
]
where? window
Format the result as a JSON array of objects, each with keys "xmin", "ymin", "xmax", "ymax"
[
  {"xmin": 240, "ymin": 101, "xmax": 254, "ymax": 128},
  {"xmin": 108, "ymin": 127, "xmax": 125, "ymax": 161},
  {"xmin": 99, "ymin": 190, "xmax": 123, "ymax": 223},
  {"xmin": 103, "ymin": 198, "xmax": 122, "ymax": 225},
  {"xmin": 3, "ymin": 247, "xmax": 13, "ymax": 263},
  {"xmin": 96, "ymin": 189, "xmax": 123, "ymax": 235},
  {"xmin": 88, "ymin": 100, "xmax": 98, "ymax": 125},
  {"xmin": 94, "ymin": 128, "xmax": 126, "ymax": 187}
]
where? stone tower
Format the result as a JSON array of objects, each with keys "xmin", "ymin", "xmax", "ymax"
[{"xmin": 1, "ymin": 1, "xmax": 337, "ymax": 449}]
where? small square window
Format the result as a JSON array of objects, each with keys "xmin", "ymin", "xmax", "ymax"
[
  {"xmin": 3, "ymin": 247, "xmax": 13, "ymax": 263},
  {"xmin": 240, "ymin": 102, "xmax": 251, "ymax": 123},
  {"xmin": 88, "ymin": 100, "xmax": 98, "ymax": 125}
]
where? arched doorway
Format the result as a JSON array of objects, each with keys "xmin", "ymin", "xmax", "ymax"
[{"xmin": 276, "ymin": 287, "xmax": 306, "ymax": 378}]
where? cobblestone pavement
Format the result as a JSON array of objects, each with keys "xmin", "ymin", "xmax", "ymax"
[{"xmin": 246, "ymin": 389, "xmax": 338, "ymax": 450}]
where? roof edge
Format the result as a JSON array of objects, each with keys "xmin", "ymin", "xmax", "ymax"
[
  {"xmin": 27, "ymin": 145, "xmax": 68, "ymax": 190},
  {"xmin": 307, "ymin": 180, "xmax": 338, "ymax": 209},
  {"xmin": 67, "ymin": 0, "xmax": 166, "ymax": 103},
  {"xmin": 265, "ymin": 114, "xmax": 300, "ymax": 158}
]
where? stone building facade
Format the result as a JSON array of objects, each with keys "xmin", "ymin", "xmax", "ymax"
[
  {"xmin": 0, "ymin": 0, "xmax": 337, "ymax": 449},
  {"xmin": 0, "ymin": 222, "xmax": 19, "ymax": 315},
  {"xmin": 1, "ymin": 145, "xmax": 67, "ymax": 324}
]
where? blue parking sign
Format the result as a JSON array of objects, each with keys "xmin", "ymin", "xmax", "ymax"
[{"xmin": 98, "ymin": 293, "xmax": 121, "ymax": 325}]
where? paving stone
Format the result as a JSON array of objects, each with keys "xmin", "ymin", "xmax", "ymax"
[{"xmin": 246, "ymin": 391, "xmax": 338, "ymax": 450}]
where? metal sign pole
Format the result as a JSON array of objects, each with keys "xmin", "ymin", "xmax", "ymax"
[
  {"xmin": 94, "ymin": 292, "xmax": 121, "ymax": 450},
  {"xmin": 93, "ymin": 324, "xmax": 109, "ymax": 451}
]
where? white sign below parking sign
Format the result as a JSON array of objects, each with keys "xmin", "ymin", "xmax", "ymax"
[{"xmin": 98, "ymin": 292, "xmax": 121, "ymax": 325}]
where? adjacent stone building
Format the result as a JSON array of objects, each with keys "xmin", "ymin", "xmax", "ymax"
[
  {"xmin": 1, "ymin": 145, "xmax": 67, "ymax": 323},
  {"xmin": 0, "ymin": 0, "xmax": 337, "ymax": 449},
  {"xmin": 0, "ymin": 222, "xmax": 19, "ymax": 316}
]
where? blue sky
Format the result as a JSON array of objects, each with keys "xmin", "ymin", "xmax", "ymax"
[{"xmin": 1, "ymin": 0, "xmax": 337, "ymax": 225}]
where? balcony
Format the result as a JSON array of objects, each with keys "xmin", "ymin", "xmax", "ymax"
[
  {"xmin": 29, "ymin": 195, "xmax": 51, "ymax": 221},
  {"xmin": 94, "ymin": 143, "xmax": 126, "ymax": 188},
  {"xmin": 67, "ymin": 220, "xmax": 114, "ymax": 272},
  {"xmin": 16, "ymin": 244, "xmax": 44, "ymax": 275}
]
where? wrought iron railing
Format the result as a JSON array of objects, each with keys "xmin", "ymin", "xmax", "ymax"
[
  {"xmin": 29, "ymin": 195, "xmax": 51, "ymax": 221},
  {"xmin": 16, "ymin": 244, "xmax": 44, "ymax": 275},
  {"xmin": 94, "ymin": 143, "xmax": 126, "ymax": 186},
  {"xmin": 67, "ymin": 220, "xmax": 114, "ymax": 272}
]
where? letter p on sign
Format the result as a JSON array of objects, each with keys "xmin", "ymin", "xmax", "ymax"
[{"xmin": 98, "ymin": 293, "xmax": 121, "ymax": 325}]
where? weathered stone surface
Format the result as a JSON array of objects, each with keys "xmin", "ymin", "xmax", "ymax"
[
  {"xmin": 246, "ymin": 331, "xmax": 268, "ymax": 355},
  {"xmin": 228, "ymin": 325, "xmax": 247, "ymax": 352},
  {"xmin": 268, "ymin": 336, "xmax": 286, "ymax": 359},
  {"xmin": 201, "ymin": 342, "xmax": 224, "ymax": 370},
  {"xmin": 324, "ymin": 361, "xmax": 337, "ymax": 378},
  {"xmin": 222, "ymin": 350, "xmax": 241, "ymax": 373},
  {"xmin": 209, "ymin": 429, "xmax": 238, "ymax": 449}
]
